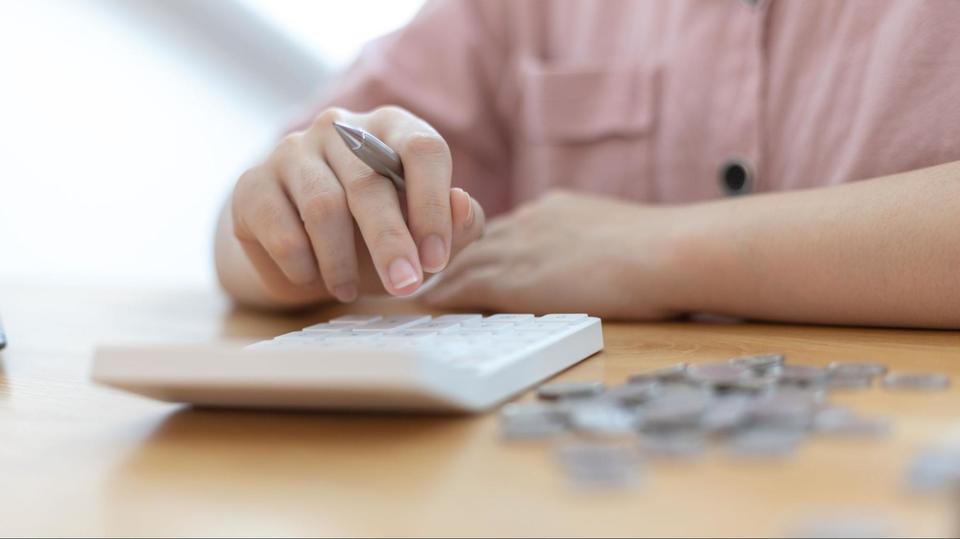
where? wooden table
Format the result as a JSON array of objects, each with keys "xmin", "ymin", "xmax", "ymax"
[{"xmin": 2, "ymin": 283, "xmax": 960, "ymax": 537}]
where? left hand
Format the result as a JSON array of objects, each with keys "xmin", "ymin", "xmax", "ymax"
[{"xmin": 420, "ymin": 190, "xmax": 685, "ymax": 319}]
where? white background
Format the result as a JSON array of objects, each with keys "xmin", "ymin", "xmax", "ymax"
[{"xmin": 0, "ymin": 0, "xmax": 424, "ymax": 289}]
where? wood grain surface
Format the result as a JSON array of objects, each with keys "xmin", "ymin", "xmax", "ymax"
[{"xmin": 2, "ymin": 283, "xmax": 959, "ymax": 537}]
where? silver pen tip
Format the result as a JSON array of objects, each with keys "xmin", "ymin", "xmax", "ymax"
[{"xmin": 332, "ymin": 121, "xmax": 363, "ymax": 151}]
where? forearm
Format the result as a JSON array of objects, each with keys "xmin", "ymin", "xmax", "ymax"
[
  {"xmin": 214, "ymin": 199, "xmax": 332, "ymax": 311},
  {"xmin": 667, "ymin": 161, "xmax": 960, "ymax": 328}
]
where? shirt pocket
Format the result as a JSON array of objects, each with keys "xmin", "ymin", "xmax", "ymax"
[
  {"xmin": 515, "ymin": 60, "xmax": 659, "ymax": 201},
  {"xmin": 520, "ymin": 61, "xmax": 656, "ymax": 143}
]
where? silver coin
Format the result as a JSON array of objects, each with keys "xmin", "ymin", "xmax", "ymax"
[
  {"xmin": 604, "ymin": 381, "xmax": 661, "ymax": 406},
  {"xmin": 828, "ymin": 361, "xmax": 888, "ymax": 378},
  {"xmin": 537, "ymin": 380, "xmax": 606, "ymax": 400},
  {"xmin": 906, "ymin": 447, "xmax": 960, "ymax": 492},
  {"xmin": 826, "ymin": 375, "xmax": 874, "ymax": 390},
  {"xmin": 749, "ymin": 391, "xmax": 818, "ymax": 428},
  {"xmin": 553, "ymin": 441, "xmax": 641, "ymax": 489},
  {"xmin": 638, "ymin": 431, "xmax": 705, "ymax": 459},
  {"xmin": 627, "ymin": 363, "xmax": 688, "ymax": 384},
  {"xmin": 687, "ymin": 362, "xmax": 754, "ymax": 385},
  {"xmin": 567, "ymin": 402, "xmax": 637, "ymax": 436},
  {"xmin": 771, "ymin": 385, "xmax": 828, "ymax": 403},
  {"xmin": 700, "ymin": 395, "xmax": 752, "ymax": 432},
  {"xmin": 727, "ymin": 426, "xmax": 806, "ymax": 458},
  {"xmin": 499, "ymin": 402, "xmax": 568, "ymax": 440},
  {"xmin": 715, "ymin": 376, "xmax": 777, "ymax": 396},
  {"xmin": 813, "ymin": 408, "xmax": 891, "ymax": 438},
  {"xmin": 729, "ymin": 353, "xmax": 786, "ymax": 374},
  {"xmin": 777, "ymin": 364, "xmax": 830, "ymax": 386},
  {"xmin": 882, "ymin": 373, "xmax": 950, "ymax": 391},
  {"xmin": 640, "ymin": 388, "xmax": 712, "ymax": 430},
  {"xmin": 500, "ymin": 402, "xmax": 567, "ymax": 420},
  {"xmin": 786, "ymin": 513, "xmax": 899, "ymax": 538}
]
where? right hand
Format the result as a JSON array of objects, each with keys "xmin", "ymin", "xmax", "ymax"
[{"xmin": 230, "ymin": 106, "xmax": 485, "ymax": 303}]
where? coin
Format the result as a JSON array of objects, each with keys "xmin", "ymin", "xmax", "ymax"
[
  {"xmin": 627, "ymin": 363, "xmax": 688, "ymax": 384},
  {"xmin": 639, "ymin": 388, "xmax": 712, "ymax": 430},
  {"xmin": 786, "ymin": 513, "xmax": 899, "ymax": 538},
  {"xmin": 604, "ymin": 382, "xmax": 661, "ymax": 406},
  {"xmin": 906, "ymin": 447, "xmax": 960, "ymax": 492},
  {"xmin": 882, "ymin": 373, "xmax": 950, "ymax": 391},
  {"xmin": 700, "ymin": 395, "xmax": 752, "ymax": 432},
  {"xmin": 553, "ymin": 441, "xmax": 641, "ymax": 489},
  {"xmin": 729, "ymin": 353, "xmax": 786, "ymax": 373},
  {"xmin": 638, "ymin": 431, "xmax": 705, "ymax": 459},
  {"xmin": 828, "ymin": 361, "xmax": 888, "ymax": 378},
  {"xmin": 727, "ymin": 426, "xmax": 806, "ymax": 458},
  {"xmin": 826, "ymin": 375, "xmax": 873, "ymax": 390},
  {"xmin": 687, "ymin": 362, "xmax": 754, "ymax": 385},
  {"xmin": 499, "ymin": 402, "xmax": 568, "ymax": 440},
  {"xmin": 537, "ymin": 380, "xmax": 606, "ymax": 400},
  {"xmin": 777, "ymin": 364, "xmax": 830, "ymax": 386},
  {"xmin": 567, "ymin": 402, "xmax": 637, "ymax": 436},
  {"xmin": 813, "ymin": 408, "xmax": 891, "ymax": 438}
]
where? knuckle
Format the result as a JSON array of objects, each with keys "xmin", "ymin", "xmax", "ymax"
[
  {"xmin": 370, "ymin": 104, "xmax": 406, "ymax": 120},
  {"xmin": 275, "ymin": 132, "xmax": 303, "ymax": 157},
  {"xmin": 252, "ymin": 197, "xmax": 283, "ymax": 226},
  {"xmin": 310, "ymin": 107, "xmax": 347, "ymax": 131},
  {"xmin": 235, "ymin": 167, "xmax": 263, "ymax": 195},
  {"xmin": 271, "ymin": 133, "xmax": 303, "ymax": 163},
  {"xmin": 372, "ymin": 224, "xmax": 409, "ymax": 249},
  {"xmin": 401, "ymin": 132, "xmax": 450, "ymax": 161},
  {"xmin": 265, "ymin": 231, "xmax": 306, "ymax": 262},
  {"xmin": 347, "ymin": 167, "xmax": 390, "ymax": 195},
  {"xmin": 301, "ymin": 190, "xmax": 346, "ymax": 224},
  {"xmin": 417, "ymin": 194, "xmax": 449, "ymax": 217}
]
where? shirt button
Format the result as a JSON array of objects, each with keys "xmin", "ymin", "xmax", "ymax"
[{"xmin": 719, "ymin": 158, "xmax": 754, "ymax": 196}]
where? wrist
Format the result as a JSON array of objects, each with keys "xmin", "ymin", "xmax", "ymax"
[{"xmin": 650, "ymin": 202, "xmax": 726, "ymax": 316}]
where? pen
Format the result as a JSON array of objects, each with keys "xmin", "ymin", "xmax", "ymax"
[{"xmin": 332, "ymin": 122, "xmax": 405, "ymax": 191}]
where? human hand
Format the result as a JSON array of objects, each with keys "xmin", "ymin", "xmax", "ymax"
[
  {"xmin": 421, "ymin": 191, "xmax": 684, "ymax": 319},
  {"xmin": 229, "ymin": 106, "xmax": 485, "ymax": 304}
]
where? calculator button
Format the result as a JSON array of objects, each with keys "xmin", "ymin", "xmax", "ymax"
[
  {"xmin": 350, "ymin": 315, "xmax": 431, "ymax": 332},
  {"xmin": 487, "ymin": 314, "xmax": 535, "ymax": 321},
  {"xmin": 411, "ymin": 320, "xmax": 465, "ymax": 331},
  {"xmin": 540, "ymin": 314, "xmax": 588, "ymax": 321},
  {"xmin": 329, "ymin": 315, "xmax": 383, "ymax": 324},
  {"xmin": 379, "ymin": 331, "xmax": 438, "ymax": 340},
  {"xmin": 434, "ymin": 314, "xmax": 483, "ymax": 322},
  {"xmin": 275, "ymin": 331, "xmax": 327, "ymax": 341},
  {"xmin": 302, "ymin": 322, "xmax": 356, "ymax": 332}
]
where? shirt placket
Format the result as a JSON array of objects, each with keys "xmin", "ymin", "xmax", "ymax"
[{"xmin": 717, "ymin": 0, "xmax": 769, "ymax": 197}]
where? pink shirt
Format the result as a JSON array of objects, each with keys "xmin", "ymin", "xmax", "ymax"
[{"xmin": 314, "ymin": 0, "xmax": 960, "ymax": 215}]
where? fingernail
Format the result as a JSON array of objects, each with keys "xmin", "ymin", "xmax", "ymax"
[
  {"xmin": 332, "ymin": 283, "xmax": 357, "ymax": 303},
  {"xmin": 419, "ymin": 234, "xmax": 448, "ymax": 272},
  {"xmin": 451, "ymin": 188, "xmax": 473, "ymax": 227},
  {"xmin": 461, "ymin": 190, "xmax": 474, "ymax": 224},
  {"xmin": 388, "ymin": 257, "xmax": 420, "ymax": 290}
]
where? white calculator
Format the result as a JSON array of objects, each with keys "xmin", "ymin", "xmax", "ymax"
[{"xmin": 92, "ymin": 313, "xmax": 604, "ymax": 413}]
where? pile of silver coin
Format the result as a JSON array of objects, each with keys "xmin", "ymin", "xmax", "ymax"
[{"xmin": 499, "ymin": 354, "xmax": 950, "ymax": 489}]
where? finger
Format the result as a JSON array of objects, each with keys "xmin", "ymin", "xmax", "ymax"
[
  {"xmin": 318, "ymin": 113, "xmax": 422, "ymax": 296},
  {"xmin": 450, "ymin": 187, "xmax": 485, "ymax": 255},
  {"xmin": 368, "ymin": 107, "xmax": 453, "ymax": 273},
  {"xmin": 233, "ymin": 168, "xmax": 319, "ymax": 286},
  {"xmin": 235, "ymin": 233, "xmax": 328, "ymax": 301},
  {"xmin": 421, "ymin": 266, "xmax": 503, "ymax": 309},
  {"xmin": 277, "ymin": 149, "xmax": 359, "ymax": 303}
]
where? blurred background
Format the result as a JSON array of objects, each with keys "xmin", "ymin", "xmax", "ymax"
[{"xmin": 0, "ymin": 0, "xmax": 425, "ymax": 289}]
